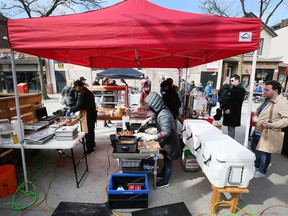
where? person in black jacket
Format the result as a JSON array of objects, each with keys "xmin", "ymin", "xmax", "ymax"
[
  {"xmin": 145, "ymin": 92, "xmax": 181, "ymax": 189},
  {"xmin": 223, "ymin": 75, "xmax": 245, "ymax": 138},
  {"xmin": 160, "ymin": 80, "xmax": 181, "ymax": 120},
  {"xmin": 67, "ymin": 80, "xmax": 97, "ymax": 154}
]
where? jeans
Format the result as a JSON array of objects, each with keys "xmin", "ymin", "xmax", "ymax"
[
  {"xmin": 160, "ymin": 153, "xmax": 173, "ymax": 184},
  {"xmin": 228, "ymin": 126, "xmax": 235, "ymax": 138},
  {"xmin": 250, "ymin": 133, "xmax": 271, "ymax": 174}
]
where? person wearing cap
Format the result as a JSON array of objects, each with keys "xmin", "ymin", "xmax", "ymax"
[
  {"xmin": 191, "ymin": 82, "xmax": 206, "ymax": 97},
  {"xmin": 141, "ymin": 76, "xmax": 151, "ymax": 93},
  {"xmin": 140, "ymin": 82, "xmax": 150, "ymax": 108},
  {"xmin": 66, "ymin": 80, "xmax": 97, "ymax": 155},
  {"xmin": 79, "ymin": 76, "xmax": 89, "ymax": 87}
]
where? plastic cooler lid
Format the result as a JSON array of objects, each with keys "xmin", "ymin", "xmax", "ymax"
[
  {"xmin": 199, "ymin": 134, "xmax": 255, "ymax": 162},
  {"xmin": 190, "ymin": 126, "xmax": 221, "ymax": 136},
  {"xmin": 184, "ymin": 119, "xmax": 212, "ymax": 127}
]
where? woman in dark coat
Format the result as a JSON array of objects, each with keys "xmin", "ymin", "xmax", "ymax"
[
  {"xmin": 61, "ymin": 79, "xmax": 77, "ymax": 107},
  {"xmin": 145, "ymin": 92, "xmax": 181, "ymax": 188}
]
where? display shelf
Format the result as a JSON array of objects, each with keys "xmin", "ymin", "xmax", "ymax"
[{"xmin": 88, "ymin": 85, "xmax": 129, "ymax": 108}]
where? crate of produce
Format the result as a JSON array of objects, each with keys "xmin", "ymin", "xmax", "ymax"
[{"xmin": 108, "ymin": 173, "xmax": 148, "ymax": 208}]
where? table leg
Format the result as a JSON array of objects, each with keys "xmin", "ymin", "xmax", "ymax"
[
  {"xmin": 59, "ymin": 153, "xmax": 65, "ymax": 167},
  {"xmin": 153, "ymin": 158, "xmax": 157, "ymax": 189},
  {"xmin": 70, "ymin": 148, "xmax": 79, "ymax": 188},
  {"xmin": 82, "ymin": 138, "xmax": 88, "ymax": 172},
  {"xmin": 119, "ymin": 159, "xmax": 123, "ymax": 173},
  {"xmin": 229, "ymin": 193, "xmax": 240, "ymax": 213}
]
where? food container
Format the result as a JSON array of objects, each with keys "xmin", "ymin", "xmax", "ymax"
[{"xmin": 116, "ymin": 136, "xmax": 137, "ymax": 153}]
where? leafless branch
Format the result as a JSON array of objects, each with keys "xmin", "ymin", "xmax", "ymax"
[
  {"xmin": 199, "ymin": 0, "xmax": 232, "ymax": 17},
  {"xmin": 264, "ymin": 0, "xmax": 284, "ymax": 25},
  {"xmin": 0, "ymin": 0, "xmax": 104, "ymax": 18}
]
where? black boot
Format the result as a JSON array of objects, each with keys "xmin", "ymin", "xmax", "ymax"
[{"xmin": 104, "ymin": 121, "xmax": 110, "ymax": 127}]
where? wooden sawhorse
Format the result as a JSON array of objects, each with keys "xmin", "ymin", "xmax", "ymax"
[{"xmin": 210, "ymin": 185, "xmax": 249, "ymax": 214}]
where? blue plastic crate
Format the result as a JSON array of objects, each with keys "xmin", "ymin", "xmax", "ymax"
[{"xmin": 108, "ymin": 173, "xmax": 149, "ymax": 208}]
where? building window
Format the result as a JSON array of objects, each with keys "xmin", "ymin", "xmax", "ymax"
[
  {"xmin": 245, "ymin": 38, "xmax": 264, "ymax": 56},
  {"xmin": 258, "ymin": 38, "xmax": 264, "ymax": 55},
  {"xmin": 255, "ymin": 69, "xmax": 274, "ymax": 83}
]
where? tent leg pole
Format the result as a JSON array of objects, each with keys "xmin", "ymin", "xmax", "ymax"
[
  {"xmin": 183, "ymin": 68, "xmax": 188, "ymax": 117},
  {"xmin": 10, "ymin": 50, "xmax": 29, "ymax": 190},
  {"xmin": 243, "ymin": 50, "xmax": 258, "ymax": 148}
]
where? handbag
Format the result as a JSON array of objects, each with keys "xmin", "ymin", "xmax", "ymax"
[{"xmin": 256, "ymin": 103, "xmax": 285, "ymax": 154}]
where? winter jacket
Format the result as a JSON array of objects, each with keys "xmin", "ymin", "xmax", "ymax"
[
  {"xmin": 223, "ymin": 83, "xmax": 245, "ymax": 127},
  {"xmin": 255, "ymin": 94, "xmax": 288, "ymax": 133},
  {"xmin": 61, "ymin": 86, "xmax": 77, "ymax": 107},
  {"xmin": 145, "ymin": 92, "xmax": 181, "ymax": 160},
  {"xmin": 204, "ymin": 85, "xmax": 214, "ymax": 99},
  {"xmin": 162, "ymin": 88, "xmax": 181, "ymax": 120},
  {"xmin": 70, "ymin": 87, "xmax": 97, "ymax": 122}
]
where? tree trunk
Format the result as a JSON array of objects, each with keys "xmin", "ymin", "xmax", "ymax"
[{"xmin": 37, "ymin": 56, "xmax": 50, "ymax": 100}]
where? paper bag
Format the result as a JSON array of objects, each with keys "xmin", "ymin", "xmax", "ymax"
[{"xmin": 257, "ymin": 128, "xmax": 284, "ymax": 154}]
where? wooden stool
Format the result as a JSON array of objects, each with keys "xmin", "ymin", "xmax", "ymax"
[{"xmin": 210, "ymin": 185, "xmax": 249, "ymax": 214}]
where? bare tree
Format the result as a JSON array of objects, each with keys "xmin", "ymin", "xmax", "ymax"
[
  {"xmin": 200, "ymin": 0, "xmax": 284, "ymax": 24},
  {"xmin": 0, "ymin": 0, "xmax": 104, "ymax": 99},
  {"xmin": 200, "ymin": 0, "xmax": 285, "ymax": 79}
]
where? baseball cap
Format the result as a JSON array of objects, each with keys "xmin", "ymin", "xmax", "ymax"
[{"xmin": 74, "ymin": 80, "xmax": 84, "ymax": 87}]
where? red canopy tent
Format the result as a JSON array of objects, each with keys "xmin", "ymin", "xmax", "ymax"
[
  {"xmin": 5, "ymin": 0, "xmax": 261, "ymax": 188},
  {"xmin": 6, "ymin": 0, "xmax": 261, "ymax": 68}
]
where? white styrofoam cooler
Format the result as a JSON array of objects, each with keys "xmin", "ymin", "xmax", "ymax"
[
  {"xmin": 196, "ymin": 133, "xmax": 255, "ymax": 188},
  {"xmin": 182, "ymin": 119, "xmax": 222, "ymax": 155}
]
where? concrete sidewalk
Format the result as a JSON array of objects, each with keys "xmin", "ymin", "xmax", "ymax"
[{"xmin": 0, "ymin": 94, "xmax": 287, "ymax": 216}]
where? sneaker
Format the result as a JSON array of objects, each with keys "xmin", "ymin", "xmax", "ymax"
[
  {"xmin": 253, "ymin": 171, "xmax": 265, "ymax": 178},
  {"xmin": 156, "ymin": 173, "xmax": 163, "ymax": 180},
  {"xmin": 156, "ymin": 180, "xmax": 169, "ymax": 189},
  {"xmin": 107, "ymin": 120, "xmax": 114, "ymax": 125}
]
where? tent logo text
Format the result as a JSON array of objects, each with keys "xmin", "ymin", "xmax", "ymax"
[{"xmin": 239, "ymin": 32, "xmax": 252, "ymax": 42}]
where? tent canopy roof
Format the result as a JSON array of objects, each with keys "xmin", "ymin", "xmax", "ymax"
[
  {"xmin": 6, "ymin": 0, "xmax": 261, "ymax": 68},
  {"xmin": 96, "ymin": 68, "xmax": 145, "ymax": 79}
]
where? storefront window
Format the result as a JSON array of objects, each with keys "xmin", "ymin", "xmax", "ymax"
[
  {"xmin": 255, "ymin": 69, "xmax": 274, "ymax": 83},
  {"xmin": 1, "ymin": 71, "xmax": 40, "ymax": 93}
]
